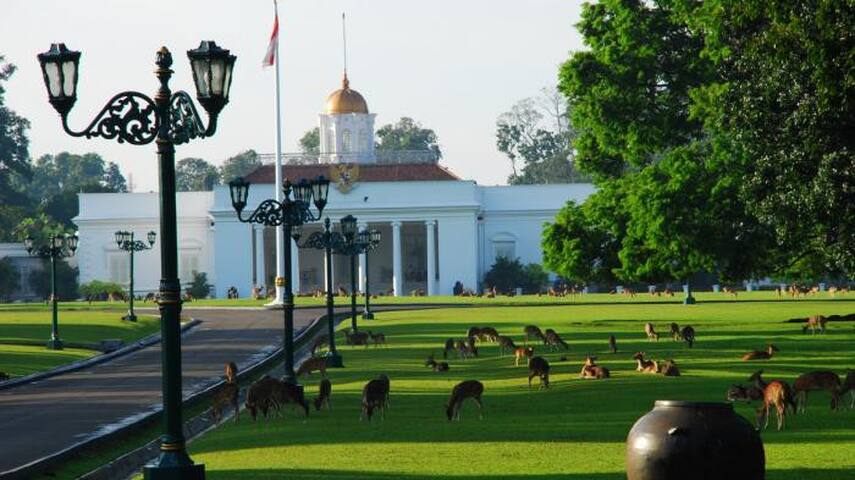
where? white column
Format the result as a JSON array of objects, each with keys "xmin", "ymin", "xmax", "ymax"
[
  {"xmin": 426, "ymin": 220, "xmax": 437, "ymax": 296},
  {"xmin": 254, "ymin": 226, "xmax": 266, "ymax": 289},
  {"xmin": 291, "ymin": 237, "xmax": 301, "ymax": 294},
  {"xmin": 392, "ymin": 221, "xmax": 403, "ymax": 297},
  {"xmin": 357, "ymin": 221, "xmax": 368, "ymax": 294}
]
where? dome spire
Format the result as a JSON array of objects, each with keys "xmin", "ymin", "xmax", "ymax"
[{"xmin": 341, "ymin": 12, "xmax": 348, "ymax": 85}]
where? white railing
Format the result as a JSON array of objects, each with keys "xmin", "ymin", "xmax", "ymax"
[{"xmin": 258, "ymin": 150, "xmax": 440, "ymax": 165}]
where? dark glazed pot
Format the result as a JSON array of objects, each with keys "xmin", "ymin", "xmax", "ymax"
[{"xmin": 626, "ymin": 401, "xmax": 764, "ymax": 480}]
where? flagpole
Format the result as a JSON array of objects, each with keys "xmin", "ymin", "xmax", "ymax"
[{"xmin": 270, "ymin": 0, "xmax": 285, "ymax": 308}]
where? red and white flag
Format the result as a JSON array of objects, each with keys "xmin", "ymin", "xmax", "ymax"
[{"xmin": 262, "ymin": 2, "xmax": 279, "ymax": 67}]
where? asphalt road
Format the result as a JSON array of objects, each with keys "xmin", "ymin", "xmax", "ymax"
[{"xmin": 0, "ymin": 307, "xmax": 327, "ymax": 475}]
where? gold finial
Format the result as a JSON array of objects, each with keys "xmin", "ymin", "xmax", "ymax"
[{"xmin": 342, "ymin": 72, "xmax": 350, "ymax": 89}]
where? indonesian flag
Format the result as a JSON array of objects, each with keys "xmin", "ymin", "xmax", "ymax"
[{"xmin": 262, "ymin": 2, "xmax": 279, "ymax": 67}]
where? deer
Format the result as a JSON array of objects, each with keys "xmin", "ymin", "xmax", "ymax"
[
  {"xmin": 461, "ymin": 336, "xmax": 479, "ymax": 359},
  {"xmin": 479, "ymin": 327, "xmax": 499, "ymax": 342},
  {"xmin": 528, "ymin": 356, "xmax": 551, "ymax": 389},
  {"xmin": 367, "ymin": 330, "xmax": 387, "ymax": 347},
  {"xmin": 792, "ymin": 371, "xmax": 841, "ymax": 412},
  {"xmin": 360, "ymin": 377, "xmax": 388, "ymax": 422},
  {"xmin": 514, "ymin": 346, "xmax": 534, "ymax": 366},
  {"xmin": 726, "ymin": 384, "xmax": 764, "ymax": 403},
  {"xmin": 496, "ymin": 335, "xmax": 517, "ymax": 356},
  {"xmin": 467, "ymin": 326, "xmax": 482, "ymax": 340},
  {"xmin": 210, "ymin": 362, "xmax": 239, "ymax": 423},
  {"xmin": 742, "ymin": 344, "xmax": 779, "ymax": 361},
  {"xmin": 544, "ymin": 329, "xmax": 569, "ymax": 351},
  {"xmin": 446, "ymin": 380, "xmax": 485, "ymax": 421},
  {"xmin": 644, "ymin": 323, "xmax": 659, "ymax": 341},
  {"xmin": 272, "ymin": 379, "xmax": 310, "ymax": 417},
  {"xmin": 579, "ymin": 356, "xmax": 610, "ymax": 379},
  {"xmin": 296, "ymin": 356, "xmax": 327, "ymax": 377},
  {"xmin": 310, "ymin": 335, "xmax": 329, "ymax": 356},
  {"xmin": 523, "ymin": 325, "xmax": 546, "ymax": 343},
  {"xmin": 670, "ymin": 323, "xmax": 681, "ymax": 341},
  {"xmin": 443, "ymin": 338, "xmax": 456, "ymax": 359},
  {"xmin": 802, "ymin": 315, "xmax": 827, "ymax": 334},
  {"xmin": 680, "ymin": 326, "xmax": 696, "ymax": 348},
  {"xmin": 608, "ymin": 334, "xmax": 617, "ymax": 353},
  {"xmin": 757, "ymin": 380, "xmax": 792, "ymax": 431},
  {"xmin": 314, "ymin": 378, "xmax": 332, "ymax": 411},
  {"xmin": 658, "ymin": 359, "xmax": 680, "ymax": 376},
  {"xmin": 343, "ymin": 329, "xmax": 370, "ymax": 347},
  {"xmin": 632, "ymin": 352, "xmax": 659, "ymax": 374},
  {"xmin": 841, "ymin": 370, "xmax": 855, "ymax": 409},
  {"xmin": 425, "ymin": 354, "xmax": 450, "ymax": 372},
  {"xmin": 747, "ymin": 371, "xmax": 797, "ymax": 415},
  {"xmin": 245, "ymin": 376, "xmax": 280, "ymax": 421}
]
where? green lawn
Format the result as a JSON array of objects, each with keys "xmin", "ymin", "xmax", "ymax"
[
  {"xmin": 0, "ymin": 308, "xmax": 160, "ymax": 377},
  {"xmin": 188, "ymin": 300, "xmax": 855, "ymax": 479}
]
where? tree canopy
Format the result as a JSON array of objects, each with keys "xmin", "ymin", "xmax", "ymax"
[
  {"xmin": 176, "ymin": 157, "xmax": 220, "ymax": 191},
  {"xmin": 220, "ymin": 149, "xmax": 262, "ymax": 183},
  {"xmin": 375, "ymin": 117, "xmax": 442, "ymax": 158},
  {"xmin": 299, "ymin": 127, "xmax": 320, "ymax": 154}
]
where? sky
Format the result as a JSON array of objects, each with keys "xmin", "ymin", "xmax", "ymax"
[{"xmin": 1, "ymin": 0, "xmax": 585, "ymax": 192}]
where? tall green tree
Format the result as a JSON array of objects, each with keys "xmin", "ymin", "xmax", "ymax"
[
  {"xmin": 176, "ymin": 157, "xmax": 220, "ymax": 191},
  {"xmin": 299, "ymin": 127, "xmax": 320, "ymax": 154},
  {"xmin": 0, "ymin": 56, "xmax": 32, "ymax": 241},
  {"xmin": 220, "ymin": 149, "xmax": 262, "ymax": 182},
  {"xmin": 375, "ymin": 117, "xmax": 442, "ymax": 159},
  {"xmin": 0, "ymin": 258, "xmax": 19, "ymax": 300}
]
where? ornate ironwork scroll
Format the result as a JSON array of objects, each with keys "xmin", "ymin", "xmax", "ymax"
[
  {"xmin": 64, "ymin": 92, "xmax": 158, "ymax": 145},
  {"xmin": 169, "ymin": 91, "xmax": 208, "ymax": 145}
]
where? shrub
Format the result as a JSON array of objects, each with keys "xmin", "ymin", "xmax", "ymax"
[
  {"xmin": 188, "ymin": 272, "xmax": 212, "ymax": 299},
  {"xmin": 0, "ymin": 258, "xmax": 19, "ymax": 301},
  {"xmin": 79, "ymin": 280, "xmax": 126, "ymax": 301},
  {"xmin": 483, "ymin": 257, "xmax": 549, "ymax": 294}
]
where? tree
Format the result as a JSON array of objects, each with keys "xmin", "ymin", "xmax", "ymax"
[
  {"xmin": 375, "ymin": 117, "xmax": 442, "ymax": 159},
  {"xmin": 482, "ymin": 257, "xmax": 549, "ymax": 294},
  {"xmin": 219, "ymin": 150, "xmax": 262, "ymax": 182},
  {"xmin": 30, "ymin": 259, "xmax": 78, "ymax": 301},
  {"xmin": 188, "ymin": 272, "xmax": 212, "ymax": 299},
  {"xmin": 0, "ymin": 56, "xmax": 31, "ymax": 222},
  {"xmin": 104, "ymin": 163, "xmax": 128, "ymax": 192},
  {"xmin": 176, "ymin": 157, "xmax": 220, "ymax": 191},
  {"xmin": 0, "ymin": 258, "xmax": 19, "ymax": 300},
  {"xmin": 299, "ymin": 127, "xmax": 320, "ymax": 154},
  {"xmin": 496, "ymin": 87, "xmax": 585, "ymax": 184}
]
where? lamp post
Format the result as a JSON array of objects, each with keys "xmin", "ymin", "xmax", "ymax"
[
  {"xmin": 24, "ymin": 233, "xmax": 78, "ymax": 350},
  {"xmin": 115, "ymin": 230, "xmax": 156, "ymax": 322},
  {"xmin": 298, "ymin": 217, "xmax": 346, "ymax": 367},
  {"xmin": 333, "ymin": 215, "xmax": 379, "ymax": 331},
  {"xmin": 38, "ymin": 41, "xmax": 236, "ymax": 479},
  {"xmin": 228, "ymin": 175, "xmax": 329, "ymax": 384},
  {"xmin": 361, "ymin": 228, "xmax": 381, "ymax": 320}
]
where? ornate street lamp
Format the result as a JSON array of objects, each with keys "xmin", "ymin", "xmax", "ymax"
[
  {"xmin": 38, "ymin": 40, "xmax": 235, "ymax": 479},
  {"xmin": 361, "ymin": 229, "xmax": 382, "ymax": 320},
  {"xmin": 115, "ymin": 230, "xmax": 157, "ymax": 321},
  {"xmin": 24, "ymin": 233, "xmax": 78, "ymax": 350},
  {"xmin": 298, "ymin": 217, "xmax": 346, "ymax": 368},
  {"xmin": 228, "ymin": 175, "xmax": 329, "ymax": 384},
  {"xmin": 331, "ymin": 216, "xmax": 379, "ymax": 331}
]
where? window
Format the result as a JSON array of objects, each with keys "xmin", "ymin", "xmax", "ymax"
[
  {"xmin": 180, "ymin": 252, "xmax": 200, "ymax": 282},
  {"xmin": 493, "ymin": 241, "xmax": 515, "ymax": 261},
  {"xmin": 109, "ymin": 254, "xmax": 129, "ymax": 284},
  {"xmin": 358, "ymin": 129, "xmax": 368, "ymax": 151},
  {"xmin": 342, "ymin": 129, "xmax": 352, "ymax": 153},
  {"xmin": 325, "ymin": 129, "xmax": 333, "ymax": 153}
]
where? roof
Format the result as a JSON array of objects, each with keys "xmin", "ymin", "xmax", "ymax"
[
  {"xmin": 243, "ymin": 163, "xmax": 461, "ymax": 184},
  {"xmin": 325, "ymin": 74, "xmax": 369, "ymax": 114}
]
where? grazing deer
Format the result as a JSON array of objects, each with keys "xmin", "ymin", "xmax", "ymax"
[
  {"xmin": 376, "ymin": 374, "xmax": 391, "ymax": 408},
  {"xmin": 367, "ymin": 330, "xmax": 387, "ymax": 347},
  {"xmin": 344, "ymin": 329, "xmax": 370, "ymax": 347},
  {"xmin": 467, "ymin": 326, "xmax": 482, "ymax": 340},
  {"xmin": 210, "ymin": 362, "xmax": 239, "ymax": 423},
  {"xmin": 479, "ymin": 327, "xmax": 499, "ymax": 342},
  {"xmin": 523, "ymin": 325, "xmax": 546, "ymax": 343},
  {"xmin": 514, "ymin": 346, "xmax": 534, "ymax": 366},
  {"xmin": 528, "ymin": 356, "xmax": 551, "ymax": 389},
  {"xmin": 425, "ymin": 354, "xmax": 450, "ymax": 372},
  {"xmin": 608, "ymin": 334, "xmax": 617, "ymax": 354},
  {"xmin": 496, "ymin": 335, "xmax": 517, "ymax": 356},
  {"xmin": 726, "ymin": 384, "xmax": 764, "ymax": 403},
  {"xmin": 544, "ymin": 329, "xmax": 569, "ymax": 351},
  {"xmin": 802, "ymin": 315, "xmax": 827, "ymax": 334},
  {"xmin": 245, "ymin": 376, "xmax": 280, "ymax": 421},
  {"xmin": 757, "ymin": 380, "xmax": 792, "ymax": 431},
  {"xmin": 632, "ymin": 352, "xmax": 659, "ymax": 374},
  {"xmin": 792, "ymin": 371, "xmax": 841, "ymax": 412},
  {"xmin": 443, "ymin": 338, "xmax": 456, "ymax": 359},
  {"xmin": 742, "ymin": 345, "xmax": 779, "ymax": 361},
  {"xmin": 644, "ymin": 323, "xmax": 659, "ymax": 341},
  {"xmin": 658, "ymin": 359, "xmax": 680, "ymax": 377},
  {"xmin": 841, "ymin": 370, "xmax": 855, "ymax": 409},
  {"xmin": 314, "ymin": 378, "xmax": 332, "ymax": 411},
  {"xmin": 296, "ymin": 356, "xmax": 327, "ymax": 377},
  {"xmin": 446, "ymin": 380, "xmax": 485, "ymax": 421},
  {"xmin": 670, "ymin": 323, "xmax": 681, "ymax": 341},
  {"xmin": 360, "ymin": 378, "xmax": 388, "ymax": 422},
  {"xmin": 579, "ymin": 356, "xmax": 610, "ymax": 379},
  {"xmin": 272, "ymin": 380, "xmax": 310, "ymax": 417},
  {"xmin": 461, "ymin": 337, "xmax": 479, "ymax": 359},
  {"xmin": 680, "ymin": 326, "xmax": 695, "ymax": 348}
]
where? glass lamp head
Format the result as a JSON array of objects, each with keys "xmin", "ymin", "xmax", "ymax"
[{"xmin": 37, "ymin": 43, "xmax": 81, "ymax": 117}]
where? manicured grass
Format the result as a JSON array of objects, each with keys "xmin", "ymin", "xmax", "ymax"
[
  {"xmin": 0, "ymin": 344, "xmax": 93, "ymax": 377},
  {"xmin": 188, "ymin": 300, "xmax": 855, "ymax": 479}
]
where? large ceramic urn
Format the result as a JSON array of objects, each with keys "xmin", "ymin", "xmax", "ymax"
[{"xmin": 626, "ymin": 401, "xmax": 764, "ymax": 480}]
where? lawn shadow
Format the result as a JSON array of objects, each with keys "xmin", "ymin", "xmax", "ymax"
[{"xmin": 205, "ymin": 469, "xmax": 625, "ymax": 480}]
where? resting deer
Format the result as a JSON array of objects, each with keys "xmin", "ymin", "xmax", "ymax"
[
  {"xmin": 802, "ymin": 315, "xmax": 827, "ymax": 334},
  {"xmin": 361, "ymin": 377, "xmax": 388, "ymax": 422},
  {"xmin": 644, "ymin": 323, "xmax": 659, "ymax": 341},
  {"xmin": 425, "ymin": 354, "xmax": 450, "ymax": 372},
  {"xmin": 296, "ymin": 356, "xmax": 327, "ymax": 377},
  {"xmin": 210, "ymin": 361, "xmax": 239, "ymax": 423},
  {"xmin": 579, "ymin": 356, "xmax": 610, "ymax": 379},
  {"xmin": 367, "ymin": 330, "xmax": 387, "ymax": 347},
  {"xmin": 632, "ymin": 352, "xmax": 658, "ymax": 374},
  {"xmin": 523, "ymin": 325, "xmax": 545, "ymax": 343},
  {"xmin": 514, "ymin": 346, "xmax": 534, "ymax": 366},
  {"xmin": 793, "ymin": 370, "xmax": 841, "ymax": 412},
  {"xmin": 314, "ymin": 378, "xmax": 332, "ymax": 411},
  {"xmin": 528, "ymin": 356, "xmax": 550, "ymax": 389},
  {"xmin": 446, "ymin": 380, "xmax": 485, "ymax": 421},
  {"xmin": 726, "ymin": 384, "xmax": 764, "ymax": 403},
  {"xmin": 496, "ymin": 335, "xmax": 517, "ymax": 356},
  {"xmin": 670, "ymin": 323, "xmax": 681, "ymax": 341},
  {"xmin": 608, "ymin": 334, "xmax": 617, "ymax": 353},
  {"xmin": 681, "ymin": 326, "xmax": 695, "ymax": 348},
  {"xmin": 742, "ymin": 345, "xmax": 779, "ymax": 361},
  {"xmin": 658, "ymin": 359, "xmax": 680, "ymax": 376},
  {"xmin": 544, "ymin": 329, "xmax": 569, "ymax": 351}
]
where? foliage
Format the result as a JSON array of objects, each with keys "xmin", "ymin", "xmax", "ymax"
[
  {"xmin": 219, "ymin": 150, "xmax": 262, "ymax": 183},
  {"xmin": 188, "ymin": 272, "xmax": 212, "ymax": 299},
  {"xmin": 299, "ymin": 127, "xmax": 320, "ymax": 154},
  {"xmin": 176, "ymin": 157, "xmax": 220, "ymax": 191},
  {"xmin": 496, "ymin": 87, "xmax": 586, "ymax": 184},
  {"xmin": 79, "ymin": 280, "xmax": 126, "ymax": 301},
  {"xmin": 29, "ymin": 259, "xmax": 79, "ymax": 300},
  {"xmin": 0, "ymin": 258, "xmax": 19, "ymax": 300},
  {"xmin": 375, "ymin": 117, "xmax": 442, "ymax": 159},
  {"xmin": 482, "ymin": 256, "xmax": 548, "ymax": 294},
  {"xmin": 0, "ymin": 56, "xmax": 31, "ymax": 208}
]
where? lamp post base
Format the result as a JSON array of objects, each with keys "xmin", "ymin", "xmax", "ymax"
[
  {"xmin": 361, "ymin": 312, "xmax": 374, "ymax": 320},
  {"xmin": 263, "ymin": 299, "xmax": 285, "ymax": 310},
  {"xmin": 143, "ymin": 462, "xmax": 205, "ymax": 480},
  {"xmin": 683, "ymin": 295, "xmax": 697, "ymax": 305},
  {"xmin": 123, "ymin": 313, "xmax": 138, "ymax": 322},
  {"xmin": 324, "ymin": 351, "xmax": 344, "ymax": 368},
  {"xmin": 46, "ymin": 339, "xmax": 64, "ymax": 350}
]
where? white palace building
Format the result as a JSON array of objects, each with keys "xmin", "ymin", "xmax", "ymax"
[{"xmin": 74, "ymin": 75, "xmax": 595, "ymax": 298}]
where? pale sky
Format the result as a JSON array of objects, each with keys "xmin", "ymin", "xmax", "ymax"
[{"xmin": 1, "ymin": 0, "xmax": 585, "ymax": 191}]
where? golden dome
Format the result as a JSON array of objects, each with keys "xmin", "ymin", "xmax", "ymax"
[{"xmin": 324, "ymin": 73, "xmax": 368, "ymax": 114}]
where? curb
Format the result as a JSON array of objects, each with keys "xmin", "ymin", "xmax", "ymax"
[{"xmin": 0, "ymin": 318, "xmax": 203, "ymax": 392}]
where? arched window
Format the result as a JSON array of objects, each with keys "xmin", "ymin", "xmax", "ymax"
[
  {"xmin": 325, "ymin": 129, "xmax": 333, "ymax": 153},
  {"xmin": 342, "ymin": 129, "xmax": 352, "ymax": 153}
]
